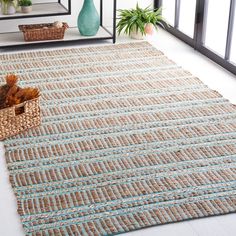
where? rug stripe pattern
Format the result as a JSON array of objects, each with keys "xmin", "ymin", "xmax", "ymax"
[{"xmin": 1, "ymin": 42, "xmax": 236, "ymax": 236}]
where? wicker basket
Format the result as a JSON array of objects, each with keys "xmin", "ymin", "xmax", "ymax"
[
  {"xmin": 0, "ymin": 97, "xmax": 41, "ymax": 140},
  {"xmin": 19, "ymin": 23, "xmax": 68, "ymax": 42}
]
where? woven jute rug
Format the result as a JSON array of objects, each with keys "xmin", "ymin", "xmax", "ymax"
[{"xmin": 1, "ymin": 42, "xmax": 236, "ymax": 236}]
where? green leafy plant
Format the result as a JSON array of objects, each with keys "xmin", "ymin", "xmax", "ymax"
[
  {"xmin": 19, "ymin": 0, "xmax": 32, "ymax": 6},
  {"xmin": 117, "ymin": 3, "xmax": 166, "ymax": 36}
]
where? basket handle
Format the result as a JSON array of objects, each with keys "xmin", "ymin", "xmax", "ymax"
[{"xmin": 12, "ymin": 102, "xmax": 27, "ymax": 117}]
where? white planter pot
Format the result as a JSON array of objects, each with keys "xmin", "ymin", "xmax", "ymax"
[
  {"xmin": 21, "ymin": 6, "xmax": 32, "ymax": 13},
  {"xmin": 130, "ymin": 29, "xmax": 145, "ymax": 40}
]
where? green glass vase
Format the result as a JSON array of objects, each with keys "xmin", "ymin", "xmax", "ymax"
[{"xmin": 77, "ymin": 0, "xmax": 100, "ymax": 36}]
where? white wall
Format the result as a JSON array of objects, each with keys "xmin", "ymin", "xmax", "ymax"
[{"xmin": 0, "ymin": 0, "xmax": 153, "ymax": 33}]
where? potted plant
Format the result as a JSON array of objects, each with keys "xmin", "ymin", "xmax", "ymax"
[
  {"xmin": 1, "ymin": 0, "xmax": 17, "ymax": 15},
  {"xmin": 19, "ymin": 0, "xmax": 32, "ymax": 13},
  {"xmin": 117, "ymin": 4, "xmax": 166, "ymax": 40}
]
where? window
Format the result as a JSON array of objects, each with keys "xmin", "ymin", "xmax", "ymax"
[
  {"xmin": 154, "ymin": 0, "xmax": 236, "ymax": 75},
  {"xmin": 230, "ymin": 16, "xmax": 236, "ymax": 64},
  {"xmin": 203, "ymin": 0, "xmax": 231, "ymax": 56},
  {"xmin": 179, "ymin": 0, "xmax": 197, "ymax": 38},
  {"xmin": 162, "ymin": 0, "xmax": 175, "ymax": 26}
]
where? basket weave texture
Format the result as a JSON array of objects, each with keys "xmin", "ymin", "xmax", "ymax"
[
  {"xmin": 19, "ymin": 23, "xmax": 68, "ymax": 42},
  {"xmin": 0, "ymin": 97, "xmax": 41, "ymax": 140}
]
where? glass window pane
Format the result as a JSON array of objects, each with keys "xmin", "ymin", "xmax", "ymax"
[
  {"xmin": 230, "ymin": 17, "xmax": 236, "ymax": 64},
  {"xmin": 162, "ymin": 0, "xmax": 176, "ymax": 26},
  {"xmin": 178, "ymin": 0, "xmax": 197, "ymax": 38},
  {"xmin": 203, "ymin": 0, "xmax": 231, "ymax": 56}
]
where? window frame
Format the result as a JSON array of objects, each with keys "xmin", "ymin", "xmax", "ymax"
[{"xmin": 154, "ymin": 0, "xmax": 236, "ymax": 75}]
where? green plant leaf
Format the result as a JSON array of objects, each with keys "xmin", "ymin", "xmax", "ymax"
[{"xmin": 116, "ymin": 4, "xmax": 167, "ymax": 36}]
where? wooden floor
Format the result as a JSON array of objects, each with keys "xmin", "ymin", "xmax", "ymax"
[{"xmin": 0, "ymin": 29, "xmax": 236, "ymax": 236}]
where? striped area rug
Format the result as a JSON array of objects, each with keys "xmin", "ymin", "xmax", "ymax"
[{"xmin": 1, "ymin": 41, "xmax": 236, "ymax": 236}]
